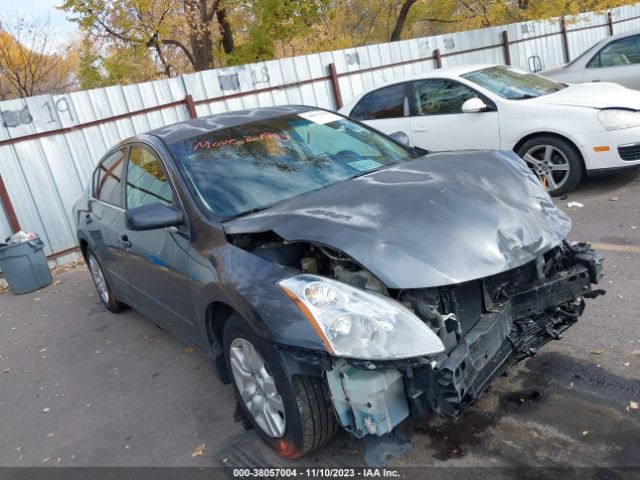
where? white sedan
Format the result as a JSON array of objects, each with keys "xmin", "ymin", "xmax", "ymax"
[{"xmin": 338, "ymin": 64, "xmax": 640, "ymax": 195}]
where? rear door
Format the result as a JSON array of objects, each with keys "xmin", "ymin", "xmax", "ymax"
[
  {"xmin": 349, "ymin": 83, "xmax": 413, "ymax": 142},
  {"xmin": 87, "ymin": 147, "xmax": 131, "ymax": 299},
  {"xmin": 585, "ymin": 35, "xmax": 640, "ymax": 89},
  {"xmin": 120, "ymin": 144, "xmax": 197, "ymax": 339},
  {"xmin": 408, "ymin": 78, "xmax": 501, "ymax": 151}
]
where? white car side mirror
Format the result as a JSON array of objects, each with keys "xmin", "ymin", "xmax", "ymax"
[{"xmin": 461, "ymin": 97, "xmax": 489, "ymax": 113}]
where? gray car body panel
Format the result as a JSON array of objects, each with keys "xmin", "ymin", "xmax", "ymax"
[{"xmin": 224, "ymin": 149, "xmax": 571, "ymax": 289}]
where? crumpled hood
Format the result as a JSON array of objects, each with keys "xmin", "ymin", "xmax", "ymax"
[
  {"xmin": 224, "ymin": 151, "xmax": 571, "ymax": 289},
  {"xmin": 532, "ymin": 82, "xmax": 640, "ymax": 109}
]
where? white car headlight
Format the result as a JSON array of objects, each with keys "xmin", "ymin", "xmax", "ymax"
[
  {"xmin": 598, "ymin": 109, "xmax": 640, "ymax": 130},
  {"xmin": 279, "ymin": 274, "xmax": 445, "ymax": 360}
]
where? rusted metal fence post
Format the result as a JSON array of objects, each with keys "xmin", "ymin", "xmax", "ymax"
[
  {"xmin": 560, "ymin": 17, "xmax": 571, "ymax": 63},
  {"xmin": 185, "ymin": 94, "xmax": 198, "ymax": 118},
  {"xmin": 501, "ymin": 30, "xmax": 512, "ymax": 66},
  {"xmin": 328, "ymin": 63, "xmax": 343, "ymax": 110},
  {"xmin": 607, "ymin": 11, "xmax": 614, "ymax": 36},
  {"xmin": 434, "ymin": 49, "xmax": 442, "ymax": 68},
  {"xmin": 0, "ymin": 175, "xmax": 21, "ymax": 234}
]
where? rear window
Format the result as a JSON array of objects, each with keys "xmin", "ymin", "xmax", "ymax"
[{"xmin": 350, "ymin": 84, "xmax": 407, "ymax": 120}]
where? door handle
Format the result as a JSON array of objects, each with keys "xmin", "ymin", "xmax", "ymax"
[
  {"xmin": 591, "ymin": 79, "xmax": 601, "ymax": 82},
  {"xmin": 413, "ymin": 126, "xmax": 429, "ymax": 133},
  {"xmin": 119, "ymin": 234, "xmax": 132, "ymax": 249}
]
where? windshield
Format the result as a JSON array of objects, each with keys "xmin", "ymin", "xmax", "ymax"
[
  {"xmin": 462, "ymin": 66, "xmax": 566, "ymax": 99},
  {"xmin": 168, "ymin": 110, "xmax": 412, "ymax": 220}
]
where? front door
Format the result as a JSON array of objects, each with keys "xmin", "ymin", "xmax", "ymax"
[
  {"xmin": 409, "ymin": 79, "xmax": 501, "ymax": 151},
  {"xmin": 88, "ymin": 147, "xmax": 131, "ymax": 299},
  {"xmin": 121, "ymin": 144, "xmax": 197, "ymax": 339}
]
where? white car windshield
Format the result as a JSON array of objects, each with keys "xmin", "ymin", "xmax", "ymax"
[{"xmin": 462, "ymin": 66, "xmax": 566, "ymax": 100}]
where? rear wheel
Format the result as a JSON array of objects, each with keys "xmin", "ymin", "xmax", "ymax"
[
  {"xmin": 223, "ymin": 314, "xmax": 337, "ymax": 458},
  {"xmin": 516, "ymin": 136, "xmax": 583, "ymax": 196},
  {"xmin": 86, "ymin": 250, "xmax": 125, "ymax": 313}
]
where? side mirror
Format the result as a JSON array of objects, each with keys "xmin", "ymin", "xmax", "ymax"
[
  {"xmin": 461, "ymin": 97, "xmax": 489, "ymax": 113},
  {"xmin": 389, "ymin": 131, "xmax": 411, "ymax": 146},
  {"xmin": 126, "ymin": 203, "xmax": 183, "ymax": 231}
]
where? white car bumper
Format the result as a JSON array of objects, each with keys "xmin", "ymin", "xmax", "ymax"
[{"xmin": 575, "ymin": 126, "xmax": 640, "ymax": 175}]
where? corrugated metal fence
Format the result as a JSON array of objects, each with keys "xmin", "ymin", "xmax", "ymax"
[{"xmin": 1, "ymin": 3, "xmax": 639, "ymax": 269}]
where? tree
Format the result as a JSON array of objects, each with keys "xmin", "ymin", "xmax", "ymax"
[
  {"xmin": 390, "ymin": 0, "xmax": 419, "ymax": 41},
  {"xmin": 74, "ymin": 36, "xmax": 162, "ymax": 89},
  {"xmin": 227, "ymin": 0, "xmax": 330, "ymax": 63},
  {"xmin": 60, "ymin": 0, "xmax": 234, "ymax": 75},
  {"xmin": 0, "ymin": 14, "xmax": 77, "ymax": 99}
]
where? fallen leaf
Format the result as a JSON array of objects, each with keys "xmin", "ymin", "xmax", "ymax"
[
  {"xmin": 624, "ymin": 362, "xmax": 630, "ymax": 367},
  {"xmin": 2, "ymin": 367, "xmax": 9, "ymax": 373},
  {"xmin": 39, "ymin": 348, "xmax": 47, "ymax": 353},
  {"xmin": 56, "ymin": 457, "xmax": 62, "ymax": 464},
  {"xmin": 42, "ymin": 407, "xmax": 50, "ymax": 413},
  {"xmin": 42, "ymin": 457, "xmax": 50, "ymax": 463},
  {"xmin": 53, "ymin": 280, "xmax": 62, "ymax": 286},
  {"xmin": 185, "ymin": 347, "xmax": 194, "ymax": 353},
  {"xmin": 582, "ymin": 430, "xmax": 589, "ymax": 436},
  {"xmin": 191, "ymin": 442, "xmax": 206, "ymax": 457},
  {"xmin": 591, "ymin": 348, "xmax": 604, "ymax": 355},
  {"xmin": 46, "ymin": 433, "xmax": 55, "ymax": 438},
  {"xmin": 627, "ymin": 401, "xmax": 639, "ymax": 411}
]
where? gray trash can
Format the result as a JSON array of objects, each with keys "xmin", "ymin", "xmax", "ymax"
[{"xmin": 0, "ymin": 236, "xmax": 52, "ymax": 294}]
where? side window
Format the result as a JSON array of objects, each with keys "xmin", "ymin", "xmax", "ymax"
[
  {"xmin": 353, "ymin": 84, "xmax": 407, "ymax": 120},
  {"xmin": 350, "ymin": 97, "xmax": 369, "ymax": 120},
  {"xmin": 93, "ymin": 148, "xmax": 126, "ymax": 207},
  {"xmin": 589, "ymin": 35, "xmax": 640, "ymax": 68},
  {"xmin": 126, "ymin": 146, "xmax": 174, "ymax": 209},
  {"xmin": 413, "ymin": 79, "xmax": 478, "ymax": 116}
]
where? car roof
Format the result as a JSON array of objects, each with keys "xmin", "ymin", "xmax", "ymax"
[
  {"xmin": 385, "ymin": 63, "xmax": 497, "ymax": 82},
  {"xmin": 142, "ymin": 105, "xmax": 317, "ymax": 145},
  {"xmin": 605, "ymin": 28, "xmax": 640, "ymax": 42},
  {"xmin": 339, "ymin": 63, "xmax": 500, "ymax": 111}
]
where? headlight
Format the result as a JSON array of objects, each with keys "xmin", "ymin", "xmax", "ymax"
[
  {"xmin": 598, "ymin": 109, "xmax": 640, "ymax": 130},
  {"xmin": 279, "ymin": 274, "xmax": 445, "ymax": 360}
]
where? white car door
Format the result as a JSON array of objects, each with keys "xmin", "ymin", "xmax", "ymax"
[
  {"xmin": 349, "ymin": 83, "xmax": 413, "ymax": 141},
  {"xmin": 409, "ymin": 78, "xmax": 501, "ymax": 151},
  {"xmin": 584, "ymin": 34, "xmax": 640, "ymax": 90}
]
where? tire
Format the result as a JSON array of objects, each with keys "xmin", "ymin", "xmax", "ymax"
[
  {"xmin": 516, "ymin": 135, "xmax": 584, "ymax": 197},
  {"xmin": 223, "ymin": 314, "xmax": 337, "ymax": 458},
  {"xmin": 86, "ymin": 250, "xmax": 125, "ymax": 313}
]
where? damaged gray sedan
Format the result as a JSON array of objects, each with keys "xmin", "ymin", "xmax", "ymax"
[{"xmin": 74, "ymin": 106, "xmax": 604, "ymax": 458}]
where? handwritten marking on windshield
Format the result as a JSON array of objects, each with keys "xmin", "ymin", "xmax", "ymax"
[{"xmin": 193, "ymin": 132, "xmax": 290, "ymax": 152}]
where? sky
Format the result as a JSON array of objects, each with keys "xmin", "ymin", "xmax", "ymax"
[{"xmin": 1, "ymin": 0, "xmax": 78, "ymax": 45}]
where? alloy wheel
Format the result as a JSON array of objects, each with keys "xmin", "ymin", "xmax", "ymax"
[
  {"xmin": 522, "ymin": 144, "xmax": 571, "ymax": 192},
  {"xmin": 88, "ymin": 255, "xmax": 110, "ymax": 304},
  {"xmin": 229, "ymin": 338, "xmax": 286, "ymax": 438}
]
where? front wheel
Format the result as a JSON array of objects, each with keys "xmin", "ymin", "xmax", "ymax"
[
  {"xmin": 86, "ymin": 250, "xmax": 125, "ymax": 313},
  {"xmin": 223, "ymin": 315, "xmax": 337, "ymax": 458},
  {"xmin": 516, "ymin": 136, "xmax": 584, "ymax": 197}
]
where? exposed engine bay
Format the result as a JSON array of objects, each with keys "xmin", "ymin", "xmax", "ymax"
[{"xmin": 229, "ymin": 231, "xmax": 604, "ymax": 438}]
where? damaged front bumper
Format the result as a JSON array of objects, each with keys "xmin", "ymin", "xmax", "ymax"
[{"xmin": 324, "ymin": 242, "xmax": 604, "ymax": 438}]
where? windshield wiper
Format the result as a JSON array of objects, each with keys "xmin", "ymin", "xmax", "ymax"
[{"xmin": 511, "ymin": 93, "xmax": 539, "ymax": 100}]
